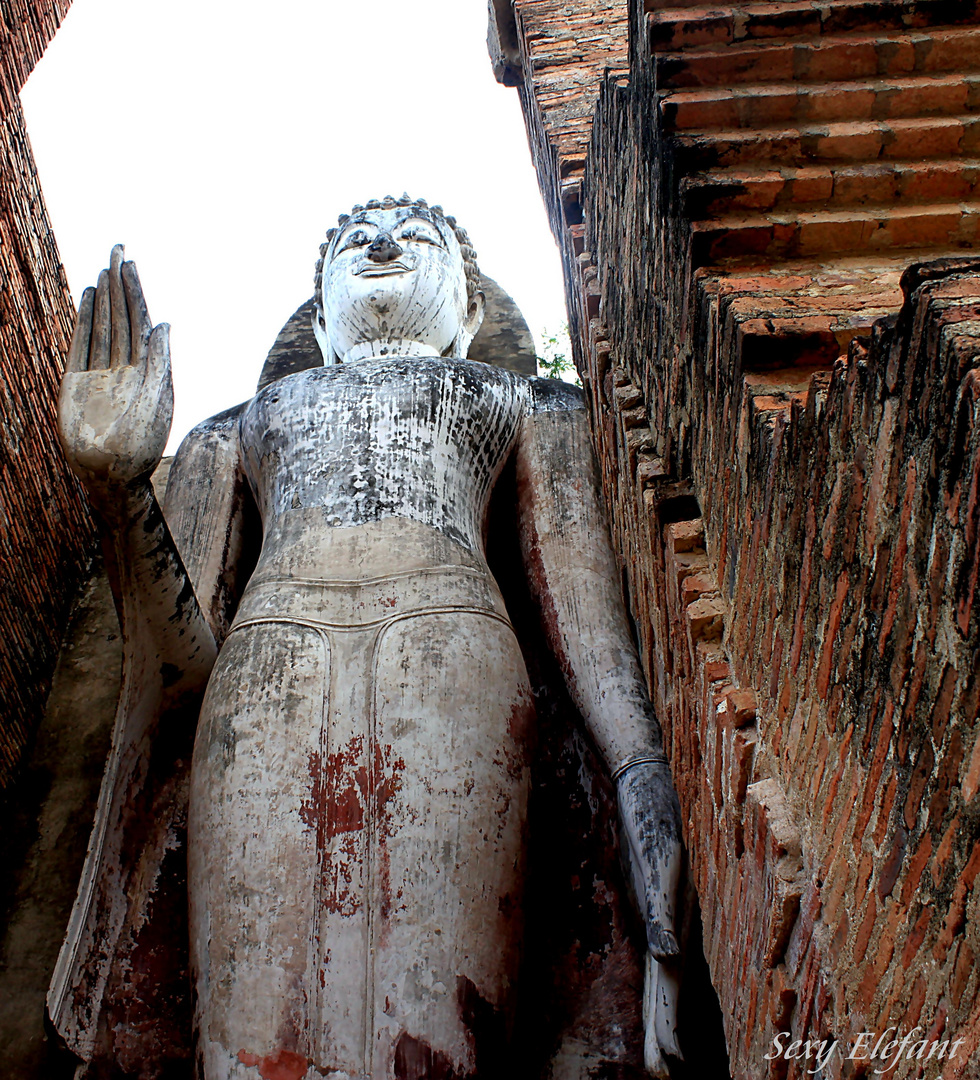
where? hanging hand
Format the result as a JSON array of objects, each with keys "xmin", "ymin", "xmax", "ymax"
[{"xmin": 617, "ymin": 759, "xmax": 684, "ymax": 1077}]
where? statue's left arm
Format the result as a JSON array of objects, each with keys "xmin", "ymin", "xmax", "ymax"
[{"xmin": 514, "ymin": 377, "xmax": 683, "ymax": 1076}]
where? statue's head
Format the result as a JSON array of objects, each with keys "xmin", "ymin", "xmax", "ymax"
[{"xmin": 313, "ymin": 195, "xmax": 486, "ymax": 364}]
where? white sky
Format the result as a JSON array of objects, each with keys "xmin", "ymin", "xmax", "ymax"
[{"xmin": 21, "ymin": 0, "xmax": 567, "ymax": 450}]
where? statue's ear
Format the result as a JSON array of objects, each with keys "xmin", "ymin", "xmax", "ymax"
[
  {"xmin": 464, "ymin": 289, "xmax": 486, "ymax": 339},
  {"xmin": 312, "ymin": 306, "xmax": 338, "ymax": 365}
]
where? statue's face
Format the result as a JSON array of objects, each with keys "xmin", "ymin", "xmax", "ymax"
[{"xmin": 321, "ymin": 206, "xmax": 478, "ymax": 361}]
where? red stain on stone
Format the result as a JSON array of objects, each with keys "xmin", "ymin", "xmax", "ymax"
[
  {"xmin": 371, "ymin": 741, "xmax": 405, "ymax": 924},
  {"xmin": 237, "ymin": 1048, "xmax": 308, "ymax": 1080},
  {"xmin": 300, "ymin": 736, "xmax": 368, "ymax": 916},
  {"xmin": 372, "ymin": 741, "xmax": 405, "ymax": 828},
  {"xmin": 299, "ymin": 735, "xmax": 404, "ymax": 918},
  {"xmin": 507, "ymin": 697, "xmax": 534, "ymax": 745},
  {"xmin": 500, "ymin": 699, "xmax": 534, "ymax": 783},
  {"xmin": 301, "ymin": 736, "xmax": 367, "ymax": 841}
]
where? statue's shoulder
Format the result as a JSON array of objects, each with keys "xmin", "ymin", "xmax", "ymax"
[
  {"xmin": 524, "ymin": 375, "xmax": 587, "ymax": 414},
  {"xmin": 182, "ymin": 402, "xmax": 248, "ymax": 443},
  {"xmin": 172, "ymin": 401, "xmax": 249, "ymax": 467}
]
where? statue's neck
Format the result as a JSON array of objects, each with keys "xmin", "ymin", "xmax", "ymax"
[{"xmin": 340, "ymin": 339, "xmax": 443, "ymax": 364}]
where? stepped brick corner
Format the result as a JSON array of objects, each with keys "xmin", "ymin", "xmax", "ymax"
[{"xmin": 494, "ymin": 0, "xmax": 980, "ymax": 1075}]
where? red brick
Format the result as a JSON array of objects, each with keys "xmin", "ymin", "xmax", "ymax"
[
  {"xmin": 902, "ymin": 905, "xmax": 934, "ymax": 968},
  {"xmin": 962, "ymin": 730, "xmax": 980, "ymax": 804},
  {"xmin": 902, "ymin": 974, "xmax": 928, "ymax": 1032},
  {"xmin": 930, "ymin": 728, "xmax": 964, "ymax": 823},
  {"xmin": 904, "ymin": 741, "xmax": 936, "ymax": 831},
  {"xmin": 858, "ymin": 906, "xmax": 898, "ymax": 1008},
  {"xmin": 878, "ymin": 826, "xmax": 908, "ymax": 900},
  {"xmin": 901, "ymin": 832, "xmax": 934, "ymax": 907},
  {"xmin": 951, "ymin": 942, "xmax": 975, "ymax": 1009},
  {"xmin": 872, "ymin": 772, "xmax": 899, "ymax": 847},
  {"xmin": 854, "ymin": 706, "xmax": 895, "ymax": 845},
  {"xmin": 816, "ymin": 570, "xmax": 849, "ymax": 698},
  {"xmin": 666, "ymin": 517, "xmax": 705, "ymax": 554},
  {"xmin": 855, "ymin": 850, "xmax": 876, "ymax": 906},
  {"xmin": 935, "ymin": 842, "xmax": 980, "ymax": 957}
]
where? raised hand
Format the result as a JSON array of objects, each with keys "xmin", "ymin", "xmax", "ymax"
[
  {"xmin": 617, "ymin": 760, "xmax": 684, "ymax": 1076},
  {"xmin": 58, "ymin": 245, "xmax": 172, "ymax": 506}
]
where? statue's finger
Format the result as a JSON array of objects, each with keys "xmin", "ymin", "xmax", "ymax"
[
  {"xmin": 146, "ymin": 322, "xmax": 172, "ymax": 392},
  {"xmin": 66, "ymin": 287, "xmax": 96, "ymax": 373},
  {"xmin": 643, "ymin": 956, "xmax": 672, "ymax": 1078},
  {"xmin": 89, "ymin": 269, "xmax": 111, "ymax": 371},
  {"xmin": 121, "ymin": 259, "xmax": 152, "ymax": 365},
  {"xmin": 108, "ymin": 244, "xmax": 130, "ymax": 369},
  {"xmin": 649, "ymin": 956, "xmax": 683, "ymax": 1061}
]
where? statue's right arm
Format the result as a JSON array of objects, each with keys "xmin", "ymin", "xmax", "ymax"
[
  {"xmin": 57, "ymin": 244, "xmax": 218, "ymax": 685},
  {"xmin": 48, "ymin": 246, "xmax": 255, "ymax": 1061}
]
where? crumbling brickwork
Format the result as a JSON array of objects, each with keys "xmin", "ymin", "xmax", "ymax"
[
  {"xmin": 0, "ymin": 0, "xmax": 92, "ymax": 790},
  {"xmin": 495, "ymin": 0, "xmax": 980, "ymax": 1075}
]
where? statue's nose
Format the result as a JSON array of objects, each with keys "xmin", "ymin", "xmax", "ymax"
[{"xmin": 366, "ymin": 233, "xmax": 404, "ymax": 263}]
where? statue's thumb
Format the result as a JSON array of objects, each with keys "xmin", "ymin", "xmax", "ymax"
[
  {"xmin": 147, "ymin": 324, "xmax": 173, "ymax": 386},
  {"xmin": 145, "ymin": 325, "xmax": 175, "ymax": 438}
]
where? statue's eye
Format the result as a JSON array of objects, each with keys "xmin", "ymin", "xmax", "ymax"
[
  {"xmin": 400, "ymin": 224, "xmax": 441, "ymax": 246},
  {"xmin": 345, "ymin": 230, "xmax": 370, "ymax": 248}
]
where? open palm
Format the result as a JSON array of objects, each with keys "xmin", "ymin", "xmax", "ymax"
[{"xmin": 58, "ymin": 245, "xmax": 172, "ymax": 500}]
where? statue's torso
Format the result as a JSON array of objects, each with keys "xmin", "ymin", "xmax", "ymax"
[
  {"xmin": 238, "ymin": 357, "xmax": 529, "ymax": 578},
  {"xmin": 191, "ymin": 357, "xmax": 536, "ymax": 1078}
]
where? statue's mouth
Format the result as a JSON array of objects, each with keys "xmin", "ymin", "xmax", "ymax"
[{"xmin": 356, "ymin": 261, "xmax": 414, "ymax": 277}]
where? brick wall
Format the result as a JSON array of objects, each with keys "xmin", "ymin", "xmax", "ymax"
[
  {"xmin": 497, "ymin": 0, "xmax": 980, "ymax": 1074},
  {"xmin": 0, "ymin": 1, "xmax": 71, "ymax": 112},
  {"xmin": 0, "ymin": 0, "xmax": 92, "ymax": 791}
]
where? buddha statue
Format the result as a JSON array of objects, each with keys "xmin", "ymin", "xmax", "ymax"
[{"xmin": 51, "ymin": 195, "xmax": 683, "ymax": 1080}]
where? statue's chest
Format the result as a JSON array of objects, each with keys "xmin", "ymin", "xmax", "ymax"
[{"xmin": 239, "ymin": 358, "xmax": 528, "ymax": 538}]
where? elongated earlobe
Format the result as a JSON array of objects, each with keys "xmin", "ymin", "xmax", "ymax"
[
  {"xmin": 312, "ymin": 307, "xmax": 339, "ymax": 365},
  {"xmin": 451, "ymin": 291, "xmax": 486, "ymax": 360},
  {"xmin": 465, "ymin": 290, "xmax": 486, "ymax": 340}
]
